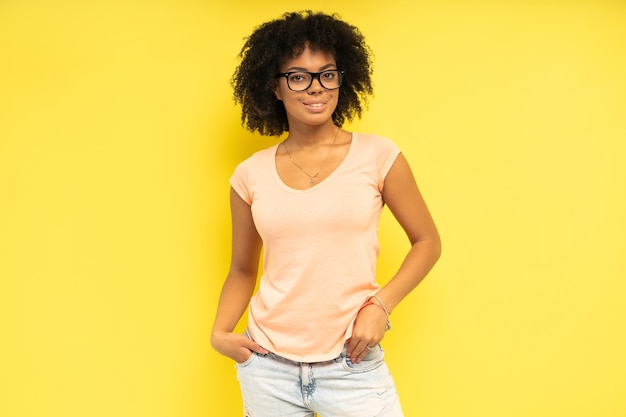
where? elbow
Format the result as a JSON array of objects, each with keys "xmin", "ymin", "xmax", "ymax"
[
  {"xmin": 433, "ymin": 237, "xmax": 442, "ymax": 263},
  {"xmin": 411, "ymin": 231, "xmax": 442, "ymax": 263},
  {"xmin": 432, "ymin": 230, "xmax": 442, "ymax": 259},
  {"xmin": 425, "ymin": 234, "xmax": 442, "ymax": 265}
]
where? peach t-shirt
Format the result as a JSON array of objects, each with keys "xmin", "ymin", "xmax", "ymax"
[{"xmin": 230, "ymin": 133, "xmax": 401, "ymax": 362}]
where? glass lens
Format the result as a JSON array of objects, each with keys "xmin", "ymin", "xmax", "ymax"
[
  {"xmin": 319, "ymin": 70, "xmax": 340, "ymax": 89},
  {"xmin": 287, "ymin": 72, "xmax": 312, "ymax": 90}
]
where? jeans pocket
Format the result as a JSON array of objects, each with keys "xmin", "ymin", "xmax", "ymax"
[
  {"xmin": 235, "ymin": 351, "xmax": 258, "ymax": 368},
  {"xmin": 342, "ymin": 344, "xmax": 385, "ymax": 373}
]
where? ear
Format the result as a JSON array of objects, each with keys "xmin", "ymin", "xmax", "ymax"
[{"xmin": 274, "ymin": 81, "xmax": 283, "ymax": 101}]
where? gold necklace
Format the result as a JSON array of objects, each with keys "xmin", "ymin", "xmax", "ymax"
[{"xmin": 283, "ymin": 127, "xmax": 340, "ymax": 186}]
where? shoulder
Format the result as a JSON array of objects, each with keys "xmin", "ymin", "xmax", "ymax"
[
  {"xmin": 241, "ymin": 143, "xmax": 279, "ymax": 163},
  {"xmin": 353, "ymin": 133, "xmax": 401, "ymax": 152},
  {"xmin": 230, "ymin": 144, "xmax": 279, "ymax": 199},
  {"xmin": 352, "ymin": 133, "xmax": 401, "ymax": 162},
  {"xmin": 233, "ymin": 144, "xmax": 279, "ymax": 173}
]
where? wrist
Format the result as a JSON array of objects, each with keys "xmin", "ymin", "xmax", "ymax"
[
  {"xmin": 368, "ymin": 295, "xmax": 392, "ymax": 315},
  {"xmin": 367, "ymin": 295, "xmax": 392, "ymax": 331}
]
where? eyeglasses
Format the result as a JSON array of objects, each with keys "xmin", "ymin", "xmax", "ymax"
[{"xmin": 275, "ymin": 70, "xmax": 344, "ymax": 91}]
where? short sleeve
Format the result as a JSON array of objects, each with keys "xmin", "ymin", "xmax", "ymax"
[
  {"xmin": 229, "ymin": 160, "xmax": 253, "ymax": 205},
  {"xmin": 374, "ymin": 136, "xmax": 401, "ymax": 191}
]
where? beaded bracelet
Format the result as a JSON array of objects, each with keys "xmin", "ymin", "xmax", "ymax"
[
  {"xmin": 370, "ymin": 295, "xmax": 392, "ymax": 331},
  {"xmin": 358, "ymin": 300, "xmax": 376, "ymax": 311},
  {"xmin": 359, "ymin": 296, "xmax": 392, "ymax": 331}
]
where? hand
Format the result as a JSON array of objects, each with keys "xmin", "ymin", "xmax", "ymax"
[
  {"xmin": 346, "ymin": 303, "xmax": 388, "ymax": 363},
  {"xmin": 211, "ymin": 331, "xmax": 269, "ymax": 363}
]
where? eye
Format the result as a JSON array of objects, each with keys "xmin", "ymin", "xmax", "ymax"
[
  {"xmin": 322, "ymin": 71, "xmax": 337, "ymax": 80},
  {"xmin": 288, "ymin": 73, "xmax": 310, "ymax": 83}
]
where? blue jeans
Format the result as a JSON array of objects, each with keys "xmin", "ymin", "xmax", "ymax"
[{"xmin": 235, "ymin": 342, "xmax": 404, "ymax": 417}]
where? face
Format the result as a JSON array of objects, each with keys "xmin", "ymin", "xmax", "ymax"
[{"xmin": 274, "ymin": 46, "xmax": 340, "ymax": 128}]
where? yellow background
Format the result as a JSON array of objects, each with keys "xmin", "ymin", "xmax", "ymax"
[{"xmin": 1, "ymin": 1, "xmax": 625, "ymax": 416}]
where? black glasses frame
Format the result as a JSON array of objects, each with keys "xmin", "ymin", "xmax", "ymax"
[{"xmin": 275, "ymin": 70, "xmax": 344, "ymax": 91}]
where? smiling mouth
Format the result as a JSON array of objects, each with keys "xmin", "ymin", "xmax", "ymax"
[{"xmin": 304, "ymin": 102, "xmax": 326, "ymax": 109}]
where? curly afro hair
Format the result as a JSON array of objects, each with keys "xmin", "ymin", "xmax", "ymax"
[{"xmin": 232, "ymin": 10, "xmax": 374, "ymax": 137}]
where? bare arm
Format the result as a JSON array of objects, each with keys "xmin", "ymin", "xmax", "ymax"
[
  {"xmin": 376, "ymin": 153, "xmax": 441, "ymax": 310},
  {"xmin": 347, "ymin": 153, "xmax": 441, "ymax": 361},
  {"xmin": 210, "ymin": 187, "xmax": 268, "ymax": 362}
]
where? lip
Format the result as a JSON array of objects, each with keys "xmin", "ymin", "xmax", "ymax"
[{"xmin": 302, "ymin": 100, "xmax": 328, "ymax": 112}]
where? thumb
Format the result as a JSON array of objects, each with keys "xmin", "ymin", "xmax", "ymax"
[
  {"xmin": 243, "ymin": 339, "xmax": 269, "ymax": 355},
  {"xmin": 252, "ymin": 343, "xmax": 269, "ymax": 354}
]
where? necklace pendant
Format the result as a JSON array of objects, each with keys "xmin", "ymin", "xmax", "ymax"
[{"xmin": 309, "ymin": 178, "xmax": 315, "ymax": 186}]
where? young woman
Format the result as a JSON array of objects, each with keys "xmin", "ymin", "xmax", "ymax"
[{"xmin": 211, "ymin": 11, "xmax": 441, "ymax": 417}]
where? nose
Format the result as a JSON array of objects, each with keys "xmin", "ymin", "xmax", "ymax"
[{"xmin": 307, "ymin": 73, "xmax": 324, "ymax": 93}]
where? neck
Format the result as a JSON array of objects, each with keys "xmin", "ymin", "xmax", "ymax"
[{"xmin": 286, "ymin": 122, "xmax": 338, "ymax": 148}]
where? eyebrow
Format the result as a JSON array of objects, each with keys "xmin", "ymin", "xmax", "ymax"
[{"xmin": 283, "ymin": 63, "xmax": 337, "ymax": 72}]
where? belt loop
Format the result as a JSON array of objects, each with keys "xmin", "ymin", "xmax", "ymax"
[{"xmin": 300, "ymin": 362, "xmax": 311, "ymax": 386}]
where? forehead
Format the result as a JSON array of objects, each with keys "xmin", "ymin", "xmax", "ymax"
[{"xmin": 280, "ymin": 45, "xmax": 336, "ymax": 70}]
